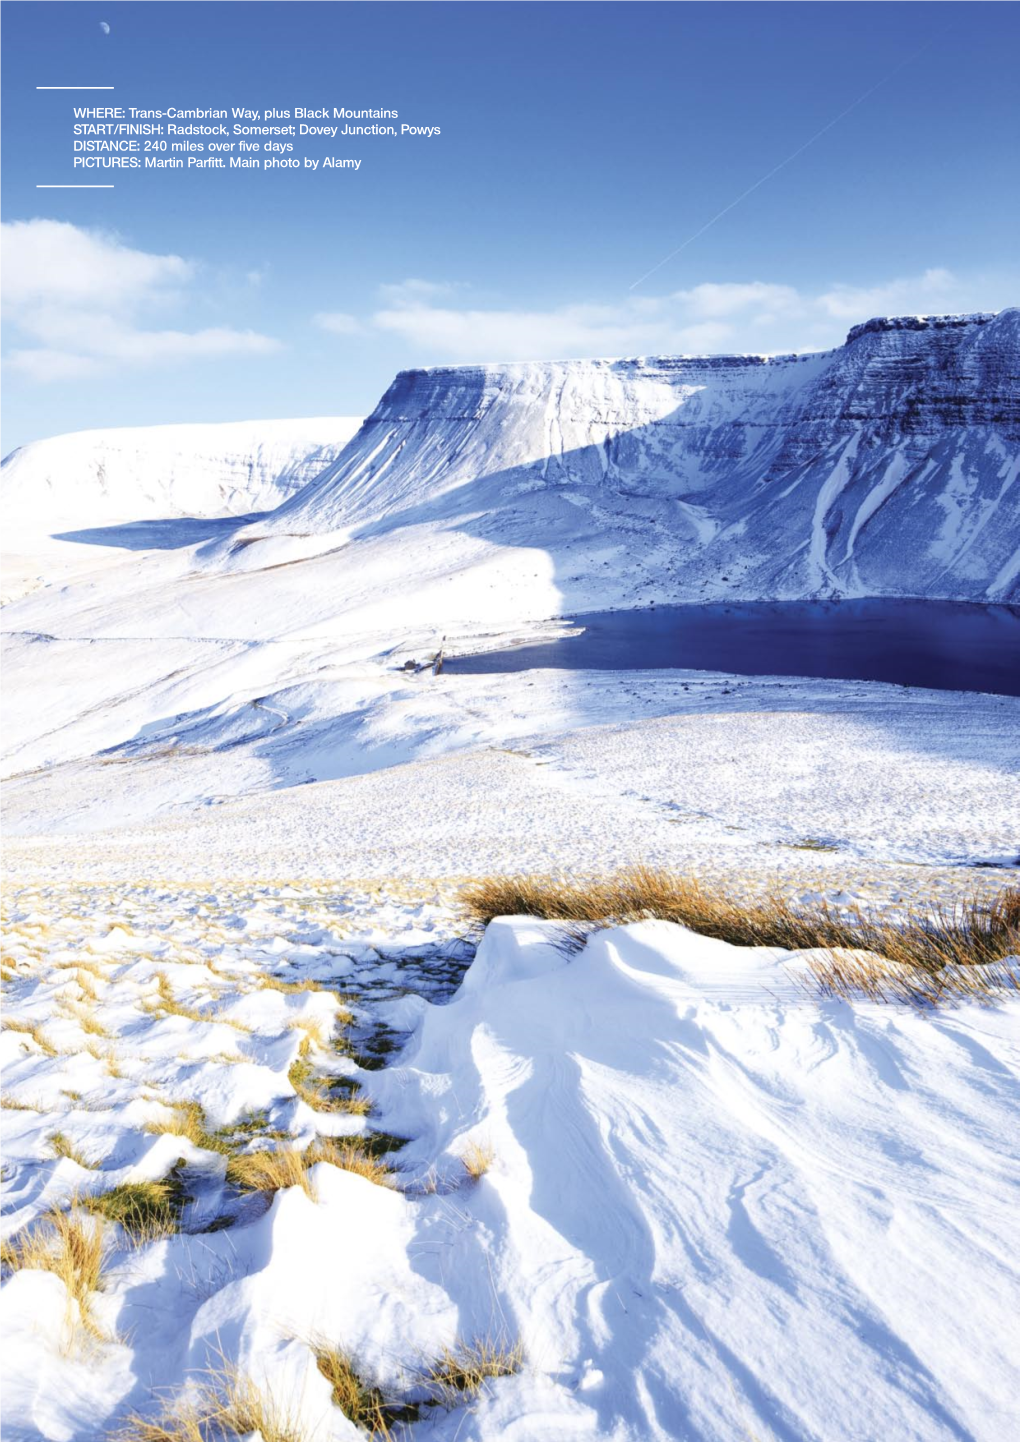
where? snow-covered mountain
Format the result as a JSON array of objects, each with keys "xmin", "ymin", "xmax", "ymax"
[
  {"xmin": 248, "ymin": 309, "xmax": 1020, "ymax": 603},
  {"xmin": 3, "ymin": 312, "xmax": 1018, "ymax": 830},
  {"xmin": 1, "ymin": 416, "xmax": 363, "ymax": 529}
]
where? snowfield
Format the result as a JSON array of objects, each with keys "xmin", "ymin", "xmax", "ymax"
[
  {"xmin": 3, "ymin": 312, "xmax": 1019, "ymax": 1440},
  {"xmin": 1, "ymin": 416, "xmax": 362, "ymax": 604},
  {"xmin": 2, "ymin": 897, "xmax": 1018, "ymax": 1442}
]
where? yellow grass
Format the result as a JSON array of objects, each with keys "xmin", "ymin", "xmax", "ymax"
[
  {"xmin": 225, "ymin": 1134, "xmax": 395, "ymax": 1198},
  {"xmin": 64, "ymin": 1000, "xmax": 111, "ymax": 1037},
  {"xmin": 311, "ymin": 1342, "xmax": 416, "ymax": 1439},
  {"xmin": 288, "ymin": 1017, "xmax": 327, "ymax": 1055},
  {"xmin": 258, "ymin": 975, "xmax": 322, "ymax": 995},
  {"xmin": 144, "ymin": 1101, "xmax": 230, "ymax": 1155},
  {"xmin": 83, "ymin": 1177, "xmax": 184, "ymax": 1242},
  {"xmin": 49, "ymin": 1131, "xmax": 98, "ymax": 1168},
  {"xmin": 460, "ymin": 871, "xmax": 1020, "ymax": 1006},
  {"xmin": 286, "ymin": 1057, "xmax": 333, "ymax": 1111},
  {"xmin": 117, "ymin": 1364, "xmax": 309, "ymax": 1442},
  {"xmin": 103, "ymin": 1050, "xmax": 127, "ymax": 1078},
  {"xmin": 75, "ymin": 968, "xmax": 99, "ymax": 1000},
  {"xmin": 2, "ymin": 1017, "xmax": 59, "ymax": 1055},
  {"xmin": 1, "ymin": 1206, "xmax": 108, "ymax": 1338},
  {"xmin": 459, "ymin": 1140, "xmax": 495, "ymax": 1180},
  {"xmin": 340, "ymin": 1087, "xmax": 373, "ymax": 1117},
  {"xmin": 803, "ymin": 948, "xmax": 1020, "ymax": 1008},
  {"xmin": 1, "ymin": 1093, "xmax": 46, "ymax": 1111},
  {"xmin": 145, "ymin": 973, "xmax": 210, "ymax": 1024},
  {"xmin": 287, "ymin": 1059, "xmax": 371, "ymax": 1116},
  {"xmin": 225, "ymin": 1146, "xmax": 315, "ymax": 1199},
  {"xmin": 423, "ymin": 1336, "xmax": 524, "ymax": 1407},
  {"xmin": 73, "ymin": 959, "xmax": 107, "ymax": 980},
  {"xmin": 307, "ymin": 1137, "xmax": 394, "ymax": 1188}
]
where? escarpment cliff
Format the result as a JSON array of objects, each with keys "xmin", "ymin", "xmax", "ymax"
[{"xmin": 260, "ymin": 309, "xmax": 1020, "ymax": 602}]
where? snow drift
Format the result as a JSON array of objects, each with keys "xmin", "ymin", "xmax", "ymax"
[
  {"xmin": 368, "ymin": 915, "xmax": 1020, "ymax": 1441},
  {"xmin": 3, "ymin": 891, "xmax": 1018, "ymax": 1442},
  {"xmin": 251, "ymin": 309, "xmax": 1020, "ymax": 603}
]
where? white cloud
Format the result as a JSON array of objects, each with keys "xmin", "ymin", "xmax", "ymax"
[
  {"xmin": 816, "ymin": 267, "xmax": 959, "ymax": 320},
  {"xmin": 2, "ymin": 219, "xmax": 280, "ymax": 383},
  {"xmin": 376, "ymin": 278, "xmax": 461, "ymax": 306},
  {"xmin": 313, "ymin": 311, "xmax": 364, "ymax": 336},
  {"xmin": 669, "ymin": 281, "xmax": 801, "ymax": 318},
  {"xmin": 359, "ymin": 267, "xmax": 1015, "ymax": 363},
  {"xmin": 6, "ymin": 327, "xmax": 278, "ymax": 384},
  {"xmin": 372, "ymin": 300, "xmax": 682, "ymax": 361},
  {"xmin": 2, "ymin": 219, "xmax": 191, "ymax": 311}
]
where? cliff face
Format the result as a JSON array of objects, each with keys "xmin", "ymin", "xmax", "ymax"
[{"xmin": 268, "ymin": 309, "xmax": 1020, "ymax": 603}]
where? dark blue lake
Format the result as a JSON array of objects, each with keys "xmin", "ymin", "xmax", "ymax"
[{"xmin": 444, "ymin": 601, "xmax": 1020, "ymax": 696}]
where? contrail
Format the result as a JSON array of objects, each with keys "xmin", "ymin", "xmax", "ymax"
[{"xmin": 629, "ymin": 27, "xmax": 953, "ymax": 291}]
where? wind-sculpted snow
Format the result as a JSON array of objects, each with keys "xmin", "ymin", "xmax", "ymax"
[
  {"xmin": 258, "ymin": 309, "xmax": 1020, "ymax": 602},
  {"xmin": 1, "ymin": 417, "xmax": 363, "ymax": 528},
  {"xmin": 3, "ymin": 888, "xmax": 1018, "ymax": 1441},
  {"xmin": 373, "ymin": 917, "xmax": 1020, "ymax": 1439}
]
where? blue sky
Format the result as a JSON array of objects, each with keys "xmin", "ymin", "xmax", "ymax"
[{"xmin": 2, "ymin": 0, "xmax": 1017, "ymax": 451}]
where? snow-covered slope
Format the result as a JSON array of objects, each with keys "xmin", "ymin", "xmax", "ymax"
[
  {"xmin": 249, "ymin": 309, "xmax": 1020, "ymax": 603},
  {"xmin": 1, "ymin": 417, "xmax": 363, "ymax": 528}
]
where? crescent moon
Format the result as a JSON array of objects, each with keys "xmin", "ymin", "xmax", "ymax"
[{"xmin": 100, "ymin": 21, "xmax": 110, "ymax": 34}]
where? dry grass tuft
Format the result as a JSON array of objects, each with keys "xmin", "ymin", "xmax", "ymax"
[
  {"xmin": 287, "ymin": 1059, "xmax": 371, "ymax": 1116},
  {"xmin": 75, "ymin": 968, "xmax": 99, "ymax": 1000},
  {"xmin": 83, "ymin": 1175, "xmax": 186, "ymax": 1242},
  {"xmin": 287, "ymin": 1057, "xmax": 333, "ymax": 1111},
  {"xmin": 49, "ymin": 1131, "xmax": 99, "ymax": 1168},
  {"xmin": 144, "ymin": 1101, "xmax": 231, "ymax": 1155},
  {"xmin": 340, "ymin": 1086, "xmax": 373, "ymax": 1117},
  {"xmin": 460, "ymin": 1140, "xmax": 495, "ymax": 1181},
  {"xmin": 2, "ymin": 1017, "xmax": 59, "ymax": 1055},
  {"xmin": 288, "ymin": 1017, "xmax": 327, "ymax": 1056},
  {"xmin": 145, "ymin": 973, "xmax": 210, "ymax": 1024},
  {"xmin": 225, "ymin": 1146, "xmax": 315, "ymax": 1199},
  {"xmin": 803, "ymin": 948, "xmax": 1020, "ymax": 1008},
  {"xmin": 117, "ymin": 1364, "xmax": 309, "ymax": 1442},
  {"xmin": 103, "ymin": 1049, "xmax": 127, "ymax": 1079},
  {"xmin": 113, "ymin": 1394, "xmax": 207, "ymax": 1442},
  {"xmin": 312, "ymin": 1343, "xmax": 417, "ymax": 1439},
  {"xmin": 423, "ymin": 1336, "xmax": 524, "ymax": 1407},
  {"xmin": 1, "ymin": 1205, "xmax": 108, "ymax": 1338},
  {"xmin": 306, "ymin": 1137, "xmax": 394, "ymax": 1188},
  {"xmin": 461, "ymin": 871, "xmax": 1020, "ymax": 1007},
  {"xmin": 1, "ymin": 1092, "xmax": 46, "ymax": 1111},
  {"xmin": 258, "ymin": 974, "xmax": 322, "ymax": 995},
  {"xmin": 64, "ymin": 1000, "xmax": 111, "ymax": 1037}
]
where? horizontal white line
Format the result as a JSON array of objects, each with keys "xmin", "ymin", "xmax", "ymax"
[
  {"xmin": 36, "ymin": 86, "xmax": 115, "ymax": 90},
  {"xmin": 36, "ymin": 184, "xmax": 115, "ymax": 188}
]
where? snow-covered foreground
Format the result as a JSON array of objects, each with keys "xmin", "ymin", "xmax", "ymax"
[{"xmin": 2, "ymin": 882, "xmax": 1018, "ymax": 1441}]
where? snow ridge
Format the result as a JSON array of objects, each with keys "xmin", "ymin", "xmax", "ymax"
[{"xmin": 1, "ymin": 417, "xmax": 364, "ymax": 528}]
